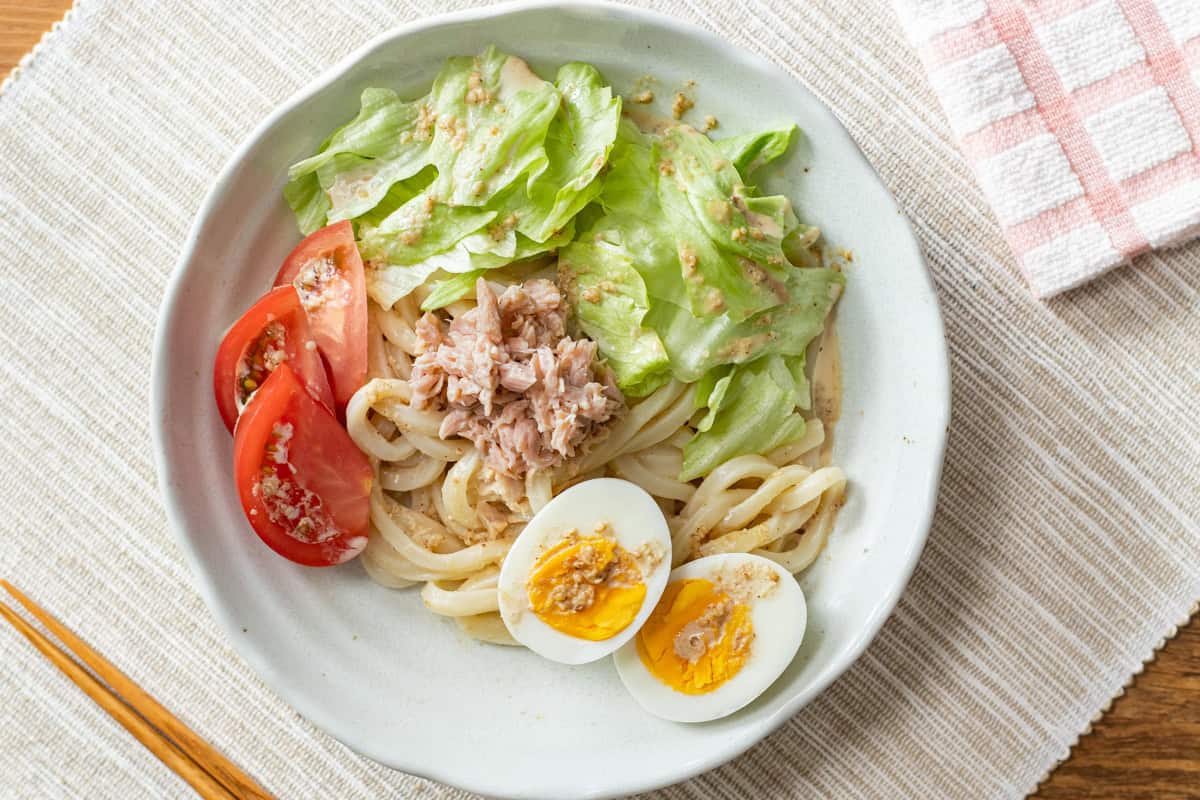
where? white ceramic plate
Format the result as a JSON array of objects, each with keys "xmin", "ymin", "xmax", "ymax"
[{"xmin": 151, "ymin": 4, "xmax": 950, "ymax": 798}]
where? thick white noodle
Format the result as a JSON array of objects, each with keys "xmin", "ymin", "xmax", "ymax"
[
  {"xmin": 421, "ymin": 580, "xmax": 502, "ymax": 616},
  {"xmin": 526, "ymin": 472, "xmax": 553, "ymax": 513},
  {"xmin": 456, "ymin": 613, "xmax": 520, "ymax": 645},
  {"xmin": 755, "ymin": 478, "xmax": 845, "ymax": 572},
  {"xmin": 380, "ymin": 454, "xmax": 445, "ymax": 492},
  {"xmin": 362, "ymin": 531, "xmax": 446, "ymax": 583},
  {"xmin": 345, "ymin": 384, "xmax": 417, "ymax": 462},
  {"xmin": 371, "ymin": 486, "xmax": 510, "ymax": 577},
  {"xmin": 612, "ymin": 452, "xmax": 695, "ymax": 501},
  {"xmin": 361, "ymin": 543, "xmax": 419, "ymax": 588}
]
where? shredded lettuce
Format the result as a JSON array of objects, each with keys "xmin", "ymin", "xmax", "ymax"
[
  {"xmin": 680, "ymin": 354, "xmax": 809, "ymax": 481},
  {"xmin": 557, "ymin": 240, "xmax": 670, "ymax": 396},
  {"xmin": 715, "ymin": 125, "xmax": 798, "ymax": 176}
]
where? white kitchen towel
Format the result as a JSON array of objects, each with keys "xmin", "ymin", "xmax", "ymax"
[
  {"xmin": 895, "ymin": 0, "xmax": 1200, "ymax": 297},
  {"xmin": 1, "ymin": 1, "xmax": 1198, "ymax": 799}
]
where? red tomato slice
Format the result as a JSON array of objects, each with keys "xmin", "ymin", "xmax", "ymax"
[
  {"xmin": 274, "ymin": 221, "xmax": 368, "ymax": 412},
  {"xmin": 213, "ymin": 286, "xmax": 334, "ymax": 433},
  {"xmin": 233, "ymin": 363, "xmax": 373, "ymax": 567}
]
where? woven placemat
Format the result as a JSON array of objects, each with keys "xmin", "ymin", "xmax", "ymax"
[{"xmin": 1, "ymin": 1, "xmax": 1196, "ymax": 797}]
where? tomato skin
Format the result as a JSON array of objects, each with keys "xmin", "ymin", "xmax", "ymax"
[
  {"xmin": 233, "ymin": 364, "xmax": 373, "ymax": 567},
  {"xmin": 213, "ymin": 285, "xmax": 334, "ymax": 433},
  {"xmin": 273, "ymin": 221, "xmax": 368, "ymax": 412}
]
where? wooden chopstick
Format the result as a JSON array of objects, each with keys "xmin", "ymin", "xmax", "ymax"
[
  {"xmin": 1, "ymin": 581, "xmax": 272, "ymax": 800},
  {"xmin": 0, "ymin": 599, "xmax": 235, "ymax": 799}
]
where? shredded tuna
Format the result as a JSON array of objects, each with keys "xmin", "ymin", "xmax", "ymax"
[{"xmin": 411, "ymin": 278, "xmax": 623, "ymax": 477}]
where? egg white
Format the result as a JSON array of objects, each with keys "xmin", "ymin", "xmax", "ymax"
[
  {"xmin": 497, "ymin": 478, "xmax": 672, "ymax": 665},
  {"xmin": 612, "ymin": 553, "xmax": 807, "ymax": 722}
]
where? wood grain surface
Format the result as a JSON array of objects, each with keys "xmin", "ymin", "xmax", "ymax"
[
  {"xmin": 0, "ymin": 0, "xmax": 71, "ymax": 77},
  {"xmin": 1034, "ymin": 620, "xmax": 1199, "ymax": 800},
  {"xmin": 1, "ymin": 3, "xmax": 1196, "ymax": 799}
]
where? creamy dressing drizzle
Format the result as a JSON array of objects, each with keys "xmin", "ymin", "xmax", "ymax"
[
  {"xmin": 326, "ymin": 163, "xmax": 380, "ymax": 211},
  {"xmin": 624, "ymin": 107, "xmax": 676, "ymax": 135},
  {"xmin": 810, "ymin": 310, "xmax": 841, "ymax": 469},
  {"xmin": 731, "ymin": 189, "xmax": 785, "ymax": 240},
  {"xmin": 499, "ymin": 56, "xmax": 545, "ymax": 99}
]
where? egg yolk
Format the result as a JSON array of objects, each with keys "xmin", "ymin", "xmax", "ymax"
[
  {"xmin": 526, "ymin": 536, "xmax": 646, "ymax": 641},
  {"xmin": 635, "ymin": 578, "xmax": 754, "ymax": 695}
]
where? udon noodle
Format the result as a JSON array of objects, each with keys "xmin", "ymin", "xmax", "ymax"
[{"xmin": 346, "ymin": 282, "xmax": 846, "ymax": 646}]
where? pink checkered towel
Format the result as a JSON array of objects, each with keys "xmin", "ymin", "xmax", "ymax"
[{"xmin": 895, "ymin": 0, "xmax": 1200, "ymax": 297}]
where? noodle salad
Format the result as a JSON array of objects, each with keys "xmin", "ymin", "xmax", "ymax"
[{"xmin": 215, "ymin": 47, "xmax": 846, "ymax": 721}]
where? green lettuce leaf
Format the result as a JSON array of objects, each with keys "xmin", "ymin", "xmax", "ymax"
[
  {"xmin": 599, "ymin": 119, "xmax": 657, "ymax": 217},
  {"xmin": 284, "ymin": 88, "xmax": 434, "ymax": 230},
  {"xmin": 288, "ymin": 88, "xmax": 430, "ymax": 178},
  {"xmin": 558, "ymin": 239, "xmax": 671, "ymax": 396},
  {"xmin": 587, "ymin": 121, "xmax": 689, "ymax": 301},
  {"xmin": 582, "ymin": 213, "xmax": 843, "ymax": 382},
  {"xmin": 418, "ymin": 224, "xmax": 576, "ymax": 310},
  {"xmin": 680, "ymin": 354, "xmax": 809, "ymax": 480},
  {"xmin": 283, "ymin": 172, "xmax": 331, "ymax": 236},
  {"xmin": 582, "ymin": 122, "xmax": 843, "ymax": 383},
  {"xmin": 644, "ymin": 265, "xmax": 844, "ymax": 381},
  {"xmin": 786, "ymin": 350, "xmax": 811, "ymax": 412},
  {"xmin": 693, "ymin": 368, "xmax": 732, "ymax": 432},
  {"xmin": 316, "ymin": 153, "xmax": 434, "ymax": 225},
  {"xmin": 352, "ymin": 166, "xmax": 438, "ymax": 229},
  {"xmin": 586, "ymin": 211, "xmax": 679, "ymax": 302},
  {"xmin": 510, "ymin": 63, "xmax": 621, "ymax": 243},
  {"xmin": 314, "ymin": 47, "xmax": 568, "ymax": 306},
  {"xmin": 655, "ymin": 124, "xmax": 800, "ymax": 321},
  {"xmin": 285, "ymin": 48, "xmax": 560, "ymax": 262},
  {"xmin": 693, "ymin": 366, "xmax": 724, "ymax": 410},
  {"xmin": 425, "ymin": 47, "xmax": 560, "ymax": 207},
  {"xmin": 359, "ymin": 196, "xmax": 498, "ymax": 266},
  {"xmin": 715, "ymin": 125, "xmax": 798, "ymax": 176},
  {"xmin": 420, "ymin": 270, "xmax": 488, "ymax": 311},
  {"xmin": 361, "ymin": 205, "xmax": 498, "ymax": 307}
]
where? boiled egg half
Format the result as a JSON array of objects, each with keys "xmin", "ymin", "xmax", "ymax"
[
  {"xmin": 497, "ymin": 478, "xmax": 672, "ymax": 664},
  {"xmin": 613, "ymin": 553, "xmax": 807, "ymax": 722}
]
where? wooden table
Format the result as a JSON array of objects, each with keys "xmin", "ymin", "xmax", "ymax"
[{"xmin": 2, "ymin": 3, "xmax": 1197, "ymax": 798}]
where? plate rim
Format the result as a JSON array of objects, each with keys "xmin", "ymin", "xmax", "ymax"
[{"xmin": 150, "ymin": 2, "xmax": 951, "ymax": 797}]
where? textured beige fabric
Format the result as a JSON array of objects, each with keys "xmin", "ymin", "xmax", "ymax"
[{"xmin": 0, "ymin": 1, "xmax": 1196, "ymax": 799}]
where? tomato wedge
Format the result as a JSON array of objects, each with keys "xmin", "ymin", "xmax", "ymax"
[
  {"xmin": 213, "ymin": 285, "xmax": 334, "ymax": 433},
  {"xmin": 233, "ymin": 364, "xmax": 373, "ymax": 566},
  {"xmin": 274, "ymin": 221, "xmax": 368, "ymax": 412}
]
